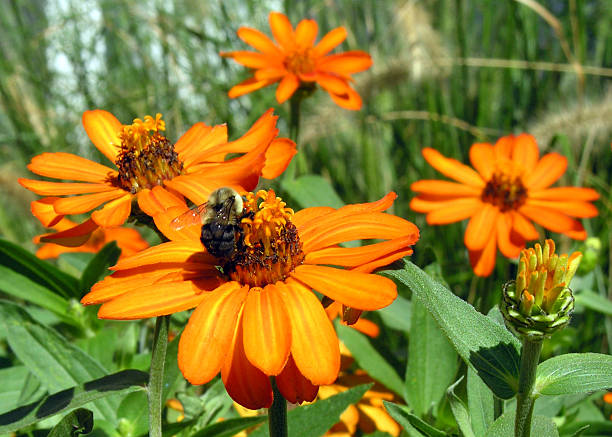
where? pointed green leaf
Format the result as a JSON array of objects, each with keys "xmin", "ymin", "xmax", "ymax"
[
  {"xmin": 282, "ymin": 175, "xmax": 345, "ymax": 209},
  {"xmin": 378, "ymin": 295, "xmax": 411, "ymax": 332},
  {"xmin": 536, "ymin": 353, "xmax": 612, "ymax": 396},
  {"xmin": 250, "ymin": 383, "xmax": 372, "ymax": 437},
  {"xmin": 467, "ymin": 367, "xmax": 494, "ymax": 436},
  {"xmin": 48, "ymin": 408, "xmax": 94, "ymax": 437},
  {"xmin": 485, "ymin": 412, "xmax": 558, "ymax": 436},
  {"xmin": 447, "ymin": 377, "xmax": 475, "ymax": 437},
  {"xmin": 192, "ymin": 416, "xmax": 268, "ymax": 437},
  {"xmin": 336, "ymin": 322, "xmax": 405, "ymax": 397},
  {"xmin": 406, "ymin": 299, "xmax": 458, "ymax": 416},
  {"xmin": 574, "ymin": 290, "xmax": 612, "ymax": 316},
  {"xmin": 383, "ymin": 261, "xmax": 520, "ymax": 399},
  {"xmin": 383, "ymin": 401, "xmax": 446, "ymax": 437},
  {"xmin": 0, "ymin": 366, "xmax": 44, "ymax": 412},
  {"xmin": 80, "ymin": 241, "xmax": 121, "ymax": 291},
  {"xmin": 0, "ymin": 369, "xmax": 147, "ymax": 433}
]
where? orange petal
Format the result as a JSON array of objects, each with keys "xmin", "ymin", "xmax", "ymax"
[
  {"xmin": 154, "ymin": 205, "xmax": 203, "ymax": 242},
  {"xmin": 179, "ymin": 124, "xmax": 228, "ymax": 168},
  {"xmin": 469, "ymin": 234, "xmax": 498, "ymax": 277},
  {"xmin": 496, "ymin": 213, "xmax": 524, "ymax": 258},
  {"xmin": 305, "ymin": 235, "xmax": 417, "ymax": 267},
  {"xmin": 278, "ymin": 280, "xmax": 340, "ymax": 385},
  {"xmin": 178, "ymin": 283, "xmax": 247, "ymax": 385},
  {"xmin": 524, "ymin": 198, "xmax": 598, "ymax": 218},
  {"xmin": 493, "ymin": 135, "xmax": 514, "ymax": 160},
  {"xmin": 136, "ymin": 186, "xmax": 185, "ymax": 217},
  {"xmin": 469, "ymin": 142, "xmax": 495, "ymax": 180},
  {"xmin": 97, "ymin": 280, "xmax": 211, "ymax": 319},
  {"xmin": 39, "ymin": 219, "xmax": 99, "ymax": 247},
  {"xmin": 510, "ymin": 211, "xmax": 539, "ymax": 240},
  {"xmin": 222, "ymin": 314, "xmax": 274, "ymax": 409},
  {"xmin": 228, "ymin": 77, "xmax": 276, "ymax": 98},
  {"xmin": 101, "ymin": 227, "xmax": 148, "ymax": 256},
  {"xmin": 220, "ymin": 109, "xmax": 278, "ymax": 156},
  {"xmin": 561, "ymin": 221, "xmax": 587, "ymax": 240},
  {"xmin": 328, "ymin": 86, "xmax": 363, "ymax": 110},
  {"xmin": 291, "ymin": 265, "xmax": 397, "ymax": 311},
  {"xmin": 112, "ymin": 240, "xmax": 209, "ymax": 270},
  {"xmin": 237, "ymin": 27, "xmax": 281, "ymax": 56},
  {"xmin": 82, "ymin": 110, "xmax": 122, "ymax": 163},
  {"xmin": 255, "ymin": 67, "xmax": 287, "ymax": 81},
  {"xmin": 91, "ymin": 193, "xmax": 132, "ymax": 227},
  {"xmin": 31, "ymin": 197, "xmax": 63, "ymax": 227},
  {"xmin": 524, "ymin": 152, "xmax": 567, "ymax": 190},
  {"xmin": 425, "ymin": 198, "xmax": 482, "ymax": 224},
  {"xmin": 276, "ymin": 74, "xmax": 299, "ymax": 103},
  {"xmin": 53, "ymin": 189, "xmax": 126, "ymax": 214},
  {"xmin": 464, "ymin": 203, "xmax": 498, "ymax": 251},
  {"xmin": 315, "ymin": 73, "xmax": 351, "ymax": 95},
  {"xmin": 422, "ymin": 148, "xmax": 485, "ymax": 187},
  {"xmin": 19, "ymin": 179, "xmax": 116, "ymax": 196},
  {"xmin": 350, "ymin": 318, "xmax": 380, "ymax": 338},
  {"xmin": 519, "ymin": 204, "xmax": 584, "ymax": 234},
  {"xmin": 242, "ymin": 284, "xmax": 291, "ymax": 375},
  {"xmin": 295, "ymin": 19, "xmax": 318, "ymax": 48},
  {"xmin": 27, "ymin": 152, "xmax": 116, "ymax": 182},
  {"xmin": 224, "ymin": 51, "xmax": 280, "ymax": 69},
  {"xmin": 336, "ymin": 192, "xmax": 398, "ymax": 215},
  {"xmin": 351, "ymin": 248, "xmax": 415, "ymax": 273},
  {"xmin": 411, "ymin": 180, "xmax": 481, "ymax": 197},
  {"xmin": 511, "ymin": 134, "xmax": 539, "ymax": 173},
  {"xmin": 262, "ymin": 138, "xmax": 296, "ymax": 179},
  {"xmin": 276, "ymin": 355, "xmax": 318, "ymax": 404},
  {"xmin": 313, "ymin": 27, "xmax": 347, "ymax": 57},
  {"xmin": 269, "ymin": 12, "xmax": 295, "ymax": 50},
  {"xmin": 36, "ymin": 243, "xmax": 88, "ymax": 259},
  {"xmin": 318, "ymin": 51, "xmax": 373, "ymax": 74},
  {"xmin": 529, "ymin": 187, "xmax": 599, "ymax": 201},
  {"xmin": 164, "ymin": 174, "xmax": 221, "ymax": 206},
  {"xmin": 174, "ymin": 122, "xmax": 212, "ymax": 156},
  {"xmin": 293, "ymin": 206, "xmax": 335, "ymax": 230}
]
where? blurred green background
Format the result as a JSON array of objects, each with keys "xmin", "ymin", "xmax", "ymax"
[{"xmin": 1, "ymin": 0, "xmax": 610, "ymax": 340}]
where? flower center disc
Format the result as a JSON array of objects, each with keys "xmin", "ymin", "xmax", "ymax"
[
  {"xmin": 285, "ymin": 48, "xmax": 316, "ymax": 75},
  {"xmin": 114, "ymin": 114, "xmax": 184, "ymax": 193},
  {"xmin": 225, "ymin": 190, "xmax": 305, "ymax": 288},
  {"xmin": 481, "ymin": 170, "xmax": 527, "ymax": 211}
]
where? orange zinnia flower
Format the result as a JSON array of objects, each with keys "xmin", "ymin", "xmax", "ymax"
[
  {"xmin": 410, "ymin": 134, "xmax": 599, "ymax": 276},
  {"xmin": 82, "ymin": 190, "xmax": 418, "ymax": 409},
  {"xmin": 19, "ymin": 109, "xmax": 295, "ymax": 244},
  {"xmin": 222, "ymin": 12, "xmax": 372, "ymax": 110}
]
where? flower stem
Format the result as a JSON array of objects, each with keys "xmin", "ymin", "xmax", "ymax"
[
  {"xmin": 269, "ymin": 378, "xmax": 288, "ymax": 437},
  {"xmin": 283, "ymin": 93, "xmax": 306, "ymax": 182},
  {"xmin": 514, "ymin": 337, "xmax": 542, "ymax": 437},
  {"xmin": 149, "ymin": 315, "xmax": 169, "ymax": 437}
]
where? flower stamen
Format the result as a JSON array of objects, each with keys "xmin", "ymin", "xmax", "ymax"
[
  {"xmin": 285, "ymin": 48, "xmax": 316, "ymax": 75},
  {"xmin": 481, "ymin": 167, "xmax": 527, "ymax": 211}
]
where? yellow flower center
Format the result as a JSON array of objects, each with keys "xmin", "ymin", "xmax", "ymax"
[
  {"xmin": 225, "ymin": 190, "xmax": 304, "ymax": 287},
  {"xmin": 481, "ymin": 164, "xmax": 527, "ymax": 211},
  {"xmin": 285, "ymin": 48, "xmax": 316, "ymax": 75},
  {"xmin": 114, "ymin": 114, "xmax": 184, "ymax": 193}
]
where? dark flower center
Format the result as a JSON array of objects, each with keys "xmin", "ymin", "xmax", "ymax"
[
  {"xmin": 285, "ymin": 48, "xmax": 316, "ymax": 75},
  {"xmin": 481, "ymin": 170, "xmax": 527, "ymax": 211}
]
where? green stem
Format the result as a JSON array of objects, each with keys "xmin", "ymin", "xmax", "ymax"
[
  {"xmin": 149, "ymin": 315, "xmax": 169, "ymax": 437},
  {"xmin": 514, "ymin": 337, "xmax": 543, "ymax": 437},
  {"xmin": 269, "ymin": 378, "xmax": 288, "ymax": 437},
  {"xmin": 282, "ymin": 93, "xmax": 306, "ymax": 183}
]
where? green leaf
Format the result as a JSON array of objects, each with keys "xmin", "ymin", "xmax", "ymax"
[
  {"xmin": 467, "ymin": 367, "xmax": 494, "ymax": 436},
  {"xmin": 485, "ymin": 412, "xmax": 559, "ymax": 436},
  {"xmin": 406, "ymin": 298, "xmax": 458, "ymax": 416},
  {"xmin": 0, "ymin": 301, "xmax": 119, "ymax": 423},
  {"xmin": 250, "ymin": 383, "xmax": 371, "ymax": 437},
  {"xmin": 48, "ymin": 408, "xmax": 94, "ymax": 437},
  {"xmin": 559, "ymin": 420, "xmax": 612, "ymax": 436},
  {"xmin": 535, "ymin": 353, "xmax": 612, "ymax": 395},
  {"xmin": 378, "ymin": 295, "xmax": 411, "ymax": 332},
  {"xmin": 282, "ymin": 175, "xmax": 345, "ymax": 209},
  {"xmin": 162, "ymin": 330, "xmax": 182, "ymax": 403},
  {"xmin": 336, "ymin": 323, "xmax": 405, "ymax": 397},
  {"xmin": 0, "ymin": 369, "xmax": 147, "ymax": 433},
  {"xmin": 191, "ymin": 416, "xmax": 267, "ymax": 437},
  {"xmin": 0, "ymin": 366, "xmax": 44, "ymax": 412},
  {"xmin": 574, "ymin": 290, "xmax": 612, "ymax": 316},
  {"xmin": 80, "ymin": 241, "xmax": 121, "ymax": 291},
  {"xmin": 117, "ymin": 391, "xmax": 149, "ymax": 436},
  {"xmin": 447, "ymin": 377, "xmax": 475, "ymax": 437},
  {"xmin": 383, "ymin": 261, "xmax": 520, "ymax": 399},
  {"xmin": 0, "ymin": 265, "xmax": 80, "ymax": 327},
  {"xmin": 0, "ymin": 238, "xmax": 79, "ymax": 299},
  {"xmin": 383, "ymin": 401, "xmax": 446, "ymax": 437}
]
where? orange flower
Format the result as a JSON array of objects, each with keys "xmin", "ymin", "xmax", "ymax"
[
  {"xmin": 222, "ymin": 12, "xmax": 372, "ymax": 110},
  {"xmin": 19, "ymin": 109, "xmax": 296, "ymax": 245},
  {"xmin": 325, "ymin": 301, "xmax": 380, "ymax": 338},
  {"xmin": 410, "ymin": 134, "xmax": 599, "ymax": 276},
  {"xmin": 82, "ymin": 190, "xmax": 419, "ymax": 409}
]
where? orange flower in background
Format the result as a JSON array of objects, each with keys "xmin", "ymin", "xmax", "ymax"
[
  {"xmin": 19, "ymin": 109, "xmax": 296, "ymax": 246},
  {"xmin": 82, "ymin": 189, "xmax": 419, "ymax": 409},
  {"xmin": 410, "ymin": 134, "xmax": 599, "ymax": 276},
  {"xmin": 222, "ymin": 12, "xmax": 372, "ymax": 110},
  {"xmin": 325, "ymin": 301, "xmax": 380, "ymax": 339}
]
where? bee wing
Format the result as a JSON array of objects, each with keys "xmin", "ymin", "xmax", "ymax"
[{"xmin": 169, "ymin": 203, "xmax": 208, "ymax": 231}]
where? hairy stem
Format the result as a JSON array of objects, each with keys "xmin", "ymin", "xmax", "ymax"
[
  {"xmin": 149, "ymin": 315, "xmax": 169, "ymax": 437},
  {"xmin": 269, "ymin": 378, "xmax": 288, "ymax": 437},
  {"xmin": 514, "ymin": 337, "xmax": 542, "ymax": 437}
]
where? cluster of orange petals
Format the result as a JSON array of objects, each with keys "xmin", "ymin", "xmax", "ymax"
[
  {"xmin": 19, "ymin": 109, "xmax": 295, "ymax": 245},
  {"xmin": 411, "ymin": 134, "xmax": 599, "ymax": 276},
  {"xmin": 222, "ymin": 12, "xmax": 372, "ymax": 110},
  {"xmin": 81, "ymin": 192, "xmax": 419, "ymax": 409}
]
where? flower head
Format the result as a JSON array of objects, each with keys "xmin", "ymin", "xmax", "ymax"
[
  {"xmin": 410, "ymin": 134, "xmax": 599, "ymax": 276},
  {"xmin": 501, "ymin": 239, "xmax": 580, "ymax": 338},
  {"xmin": 222, "ymin": 12, "xmax": 372, "ymax": 110},
  {"xmin": 20, "ymin": 109, "xmax": 296, "ymax": 243},
  {"xmin": 82, "ymin": 190, "xmax": 419, "ymax": 409}
]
